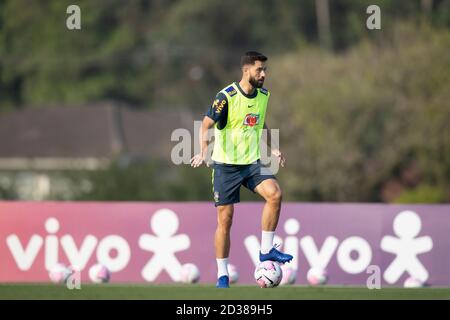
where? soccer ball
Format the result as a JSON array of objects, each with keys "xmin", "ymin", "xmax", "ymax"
[
  {"xmin": 254, "ymin": 261, "xmax": 283, "ymax": 288},
  {"xmin": 404, "ymin": 277, "xmax": 425, "ymax": 288},
  {"xmin": 179, "ymin": 263, "xmax": 200, "ymax": 283},
  {"xmin": 307, "ymin": 267, "xmax": 328, "ymax": 285},
  {"xmin": 227, "ymin": 264, "xmax": 239, "ymax": 284},
  {"xmin": 49, "ymin": 263, "xmax": 72, "ymax": 284},
  {"xmin": 89, "ymin": 263, "xmax": 111, "ymax": 283},
  {"xmin": 279, "ymin": 265, "xmax": 296, "ymax": 285}
]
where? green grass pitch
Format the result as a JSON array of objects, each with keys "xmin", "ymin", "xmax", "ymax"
[{"xmin": 1, "ymin": 284, "xmax": 450, "ymax": 300}]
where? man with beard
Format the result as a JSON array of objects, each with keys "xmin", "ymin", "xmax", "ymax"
[{"xmin": 191, "ymin": 51, "xmax": 292, "ymax": 288}]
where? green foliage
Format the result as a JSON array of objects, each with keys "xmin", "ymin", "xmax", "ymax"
[
  {"xmin": 1, "ymin": 0, "xmax": 448, "ymax": 110},
  {"xmin": 0, "ymin": 185, "xmax": 16, "ymax": 200},
  {"xmin": 0, "ymin": 1, "xmax": 449, "ymax": 202},
  {"xmin": 394, "ymin": 184, "xmax": 448, "ymax": 203},
  {"xmin": 75, "ymin": 159, "xmax": 215, "ymax": 201},
  {"xmin": 268, "ymin": 22, "xmax": 450, "ymax": 202}
]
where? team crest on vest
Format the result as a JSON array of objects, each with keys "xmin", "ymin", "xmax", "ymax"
[
  {"xmin": 243, "ymin": 113, "xmax": 260, "ymax": 127},
  {"xmin": 225, "ymin": 86, "xmax": 237, "ymax": 97}
]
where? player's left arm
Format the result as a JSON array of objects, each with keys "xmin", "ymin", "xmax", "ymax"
[{"xmin": 264, "ymin": 122, "xmax": 285, "ymax": 167}]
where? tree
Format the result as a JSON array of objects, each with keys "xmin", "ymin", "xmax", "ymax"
[{"xmin": 315, "ymin": 0, "xmax": 332, "ymax": 49}]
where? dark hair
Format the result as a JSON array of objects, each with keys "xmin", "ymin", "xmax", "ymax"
[{"xmin": 240, "ymin": 51, "xmax": 268, "ymax": 67}]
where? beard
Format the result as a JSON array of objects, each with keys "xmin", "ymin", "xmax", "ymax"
[{"xmin": 249, "ymin": 76, "xmax": 264, "ymax": 88}]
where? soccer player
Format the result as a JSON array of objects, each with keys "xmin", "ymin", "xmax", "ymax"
[{"xmin": 191, "ymin": 51, "xmax": 293, "ymax": 288}]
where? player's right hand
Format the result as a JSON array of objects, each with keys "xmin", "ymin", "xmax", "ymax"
[{"xmin": 190, "ymin": 153, "xmax": 208, "ymax": 168}]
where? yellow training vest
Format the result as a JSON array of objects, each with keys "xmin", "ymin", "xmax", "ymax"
[{"xmin": 212, "ymin": 82, "xmax": 270, "ymax": 165}]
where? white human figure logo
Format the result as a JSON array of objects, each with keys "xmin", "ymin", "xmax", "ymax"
[
  {"xmin": 381, "ymin": 210, "xmax": 433, "ymax": 284},
  {"xmin": 139, "ymin": 209, "xmax": 190, "ymax": 282}
]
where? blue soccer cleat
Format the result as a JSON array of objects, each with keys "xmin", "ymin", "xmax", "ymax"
[
  {"xmin": 216, "ymin": 275, "xmax": 230, "ymax": 288},
  {"xmin": 259, "ymin": 245, "xmax": 293, "ymax": 264}
]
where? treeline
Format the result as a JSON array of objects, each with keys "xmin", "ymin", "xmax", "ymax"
[
  {"xmin": 0, "ymin": 1, "xmax": 449, "ymax": 202},
  {"xmin": 77, "ymin": 23, "xmax": 450, "ymax": 203},
  {"xmin": 1, "ymin": 0, "xmax": 448, "ymax": 110}
]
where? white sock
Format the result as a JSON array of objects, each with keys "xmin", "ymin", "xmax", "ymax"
[
  {"xmin": 261, "ymin": 230, "xmax": 275, "ymax": 254},
  {"xmin": 216, "ymin": 258, "xmax": 229, "ymax": 278}
]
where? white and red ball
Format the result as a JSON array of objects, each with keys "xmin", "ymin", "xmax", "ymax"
[
  {"xmin": 279, "ymin": 265, "xmax": 296, "ymax": 285},
  {"xmin": 179, "ymin": 263, "xmax": 200, "ymax": 283},
  {"xmin": 254, "ymin": 261, "xmax": 283, "ymax": 288},
  {"xmin": 404, "ymin": 277, "xmax": 425, "ymax": 288},
  {"xmin": 49, "ymin": 263, "xmax": 72, "ymax": 284},
  {"xmin": 89, "ymin": 263, "xmax": 111, "ymax": 283},
  {"xmin": 227, "ymin": 264, "xmax": 239, "ymax": 284},
  {"xmin": 307, "ymin": 267, "xmax": 328, "ymax": 285}
]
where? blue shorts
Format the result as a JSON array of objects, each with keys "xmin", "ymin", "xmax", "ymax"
[{"xmin": 212, "ymin": 160, "xmax": 276, "ymax": 207}]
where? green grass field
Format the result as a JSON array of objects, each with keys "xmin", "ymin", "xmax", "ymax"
[{"xmin": 1, "ymin": 284, "xmax": 449, "ymax": 300}]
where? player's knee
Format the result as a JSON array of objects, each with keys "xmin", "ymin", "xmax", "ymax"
[
  {"xmin": 267, "ymin": 188, "xmax": 282, "ymax": 205},
  {"xmin": 217, "ymin": 207, "xmax": 233, "ymax": 230},
  {"xmin": 218, "ymin": 215, "xmax": 233, "ymax": 231}
]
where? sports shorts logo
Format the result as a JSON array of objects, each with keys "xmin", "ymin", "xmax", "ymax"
[
  {"xmin": 243, "ymin": 113, "xmax": 260, "ymax": 127},
  {"xmin": 214, "ymin": 191, "xmax": 219, "ymax": 202}
]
